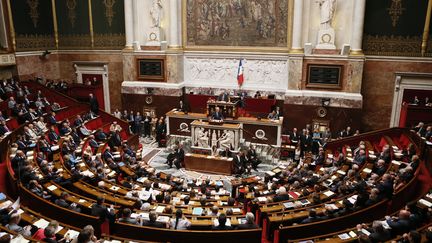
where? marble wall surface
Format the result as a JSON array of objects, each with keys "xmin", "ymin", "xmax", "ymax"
[
  {"xmin": 15, "ymin": 54, "xmax": 61, "ymax": 80},
  {"xmin": 15, "ymin": 51, "xmax": 124, "ymax": 110}
]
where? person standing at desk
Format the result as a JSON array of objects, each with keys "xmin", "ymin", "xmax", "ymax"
[
  {"xmin": 218, "ymin": 90, "xmax": 229, "ymax": 102},
  {"xmin": 211, "ymin": 107, "xmax": 224, "ymax": 120}
]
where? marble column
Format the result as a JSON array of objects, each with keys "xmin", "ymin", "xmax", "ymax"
[
  {"xmin": 290, "ymin": 0, "xmax": 304, "ymax": 53},
  {"xmin": 168, "ymin": 0, "xmax": 181, "ymax": 48},
  {"xmin": 350, "ymin": 0, "xmax": 366, "ymax": 55},
  {"xmin": 132, "ymin": 0, "xmax": 141, "ymax": 47},
  {"xmin": 124, "ymin": 0, "xmax": 133, "ymax": 49}
]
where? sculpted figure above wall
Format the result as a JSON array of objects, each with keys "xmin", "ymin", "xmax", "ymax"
[{"xmin": 185, "ymin": 0, "xmax": 289, "ymax": 47}]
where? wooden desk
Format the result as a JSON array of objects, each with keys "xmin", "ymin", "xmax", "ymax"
[
  {"xmin": 184, "ymin": 153, "xmax": 233, "ymax": 175},
  {"xmin": 166, "ymin": 111, "xmax": 282, "ymax": 146}
]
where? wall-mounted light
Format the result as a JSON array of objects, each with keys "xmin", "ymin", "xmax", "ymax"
[{"xmin": 40, "ymin": 50, "xmax": 51, "ymax": 59}]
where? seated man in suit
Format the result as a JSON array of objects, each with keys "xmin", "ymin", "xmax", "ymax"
[
  {"xmin": 211, "ymin": 106, "xmax": 224, "ymax": 120},
  {"xmin": 94, "ymin": 129, "xmax": 107, "ymax": 141},
  {"xmin": 356, "ymin": 221, "xmax": 391, "ymax": 242},
  {"xmin": 74, "ymin": 115, "xmax": 84, "ymax": 127},
  {"xmin": 301, "ymin": 209, "xmax": 319, "ymax": 224},
  {"xmin": 142, "ymin": 211, "xmax": 167, "ymax": 228},
  {"xmin": 237, "ymin": 212, "xmax": 258, "ymax": 229},
  {"xmin": 385, "ymin": 210, "xmax": 412, "ymax": 236},
  {"xmin": 88, "ymin": 135, "xmax": 99, "ymax": 149},
  {"xmin": 103, "ymin": 147, "xmax": 115, "ymax": 162},
  {"xmin": 59, "ymin": 122, "xmax": 72, "ymax": 136},
  {"xmin": 211, "ymin": 213, "xmax": 233, "ymax": 230},
  {"xmin": 273, "ymin": 186, "xmax": 290, "ymax": 202},
  {"xmin": 119, "ymin": 208, "xmax": 140, "ymax": 225},
  {"xmin": 55, "ymin": 192, "xmax": 81, "ymax": 212},
  {"xmin": 353, "ymin": 149, "xmax": 367, "ymax": 166},
  {"xmin": 79, "ymin": 124, "xmax": 92, "ymax": 137}
]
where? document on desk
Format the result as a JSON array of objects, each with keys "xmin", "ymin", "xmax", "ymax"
[{"xmin": 192, "ymin": 207, "xmax": 203, "ymax": 215}]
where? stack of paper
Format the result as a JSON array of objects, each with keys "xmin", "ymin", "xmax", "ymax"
[{"xmin": 155, "ymin": 206, "xmax": 165, "ymax": 213}]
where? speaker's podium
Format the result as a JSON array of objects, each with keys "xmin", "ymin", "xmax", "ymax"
[{"xmin": 184, "ymin": 120, "xmax": 241, "ymax": 175}]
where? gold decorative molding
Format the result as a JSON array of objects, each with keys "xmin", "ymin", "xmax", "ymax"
[
  {"xmin": 94, "ymin": 33, "xmax": 125, "ymax": 49},
  {"xmin": 363, "ymin": 35, "xmax": 422, "ymax": 56},
  {"xmin": 66, "ymin": 0, "xmax": 77, "ymax": 28},
  {"xmin": 287, "ymin": 0, "xmax": 294, "ymax": 52},
  {"xmin": 51, "ymin": 0, "xmax": 58, "ymax": 49},
  {"xmin": 289, "ymin": 48, "xmax": 304, "ymax": 54},
  {"xmin": 387, "ymin": 0, "xmax": 405, "ymax": 28},
  {"xmin": 88, "ymin": 0, "xmax": 94, "ymax": 48},
  {"xmin": 16, "ymin": 34, "xmax": 55, "ymax": 51},
  {"xmin": 349, "ymin": 50, "xmax": 364, "ymax": 56},
  {"xmin": 58, "ymin": 34, "xmax": 92, "ymax": 49},
  {"xmin": 5, "ymin": 0, "xmax": 15, "ymax": 51},
  {"xmin": 103, "ymin": 0, "xmax": 116, "ymax": 27},
  {"xmin": 27, "ymin": 0, "xmax": 39, "ymax": 28},
  {"xmin": 421, "ymin": 0, "xmax": 432, "ymax": 57}
]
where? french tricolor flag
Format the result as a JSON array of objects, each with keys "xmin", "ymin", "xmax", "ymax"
[{"xmin": 237, "ymin": 59, "xmax": 244, "ymax": 87}]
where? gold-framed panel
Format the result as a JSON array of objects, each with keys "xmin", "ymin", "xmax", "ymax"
[
  {"xmin": 306, "ymin": 64, "xmax": 343, "ymax": 90},
  {"xmin": 136, "ymin": 58, "xmax": 167, "ymax": 82},
  {"xmin": 181, "ymin": 0, "xmax": 293, "ymax": 52}
]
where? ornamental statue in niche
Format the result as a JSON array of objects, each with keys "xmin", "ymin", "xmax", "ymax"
[{"xmin": 316, "ymin": 0, "xmax": 337, "ymax": 49}]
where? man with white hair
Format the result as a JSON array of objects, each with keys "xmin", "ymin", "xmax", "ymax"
[
  {"xmin": 273, "ymin": 186, "xmax": 289, "ymax": 202},
  {"xmin": 237, "ymin": 212, "xmax": 259, "ymax": 229}
]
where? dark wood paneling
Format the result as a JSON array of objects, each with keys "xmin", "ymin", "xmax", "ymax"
[
  {"xmin": 121, "ymin": 94, "xmax": 180, "ymax": 118},
  {"xmin": 282, "ymin": 104, "xmax": 362, "ymax": 135}
]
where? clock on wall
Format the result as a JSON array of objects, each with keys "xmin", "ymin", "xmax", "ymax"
[
  {"xmin": 316, "ymin": 106, "xmax": 328, "ymax": 118},
  {"xmin": 145, "ymin": 96, "xmax": 153, "ymax": 105}
]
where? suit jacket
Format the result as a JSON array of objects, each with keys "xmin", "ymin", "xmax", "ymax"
[
  {"xmin": 386, "ymin": 218, "xmax": 411, "ymax": 235},
  {"xmin": 74, "ymin": 118, "xmax": 83, "ymax": 127},
  {"xmin": 48, "ymin": 131, "xmax": 60, "ymax": 142},
  {"xmin": 233, "ymin": 155, "xmax": 246, "ymax": 168},
  {"xmin": 89, "ymin": 97, "xmax": 99, "ymax": 112},
  {"xmin": 218, "ymin": 93, "xmax": 229, "ymax": 102},
  {"xmin": 47, "ymin": 115, "xmax": 57, "ymax": 125},
  {"xmin": 211, "ymin": 112, "xmax": 224, "ymax": 120},
  {"xmin": 103, "ymin": 150, "xmax": 114, "ymax": 161},
  {"xmin": 301, "ymin": 135, "xmax": 313, "ymax": 147},
  {"xmin": 211, "ymin": 225, "xmax": 233, "ymax": 230},
  {"xmin": 290, "ymin": 131, "xmax": 300, "ymax": 143},
  {"xmin": 91, "ymin": 203, "xmax": 114, "ymax": 222}
]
